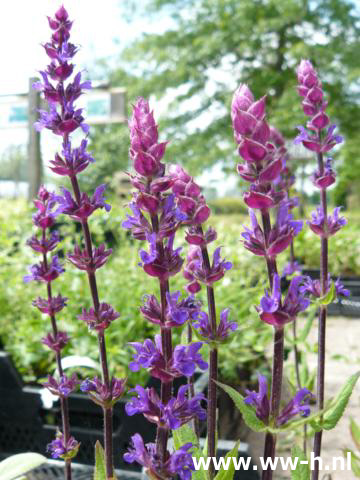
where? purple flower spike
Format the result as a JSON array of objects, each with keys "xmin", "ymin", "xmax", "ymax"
[
  {"xmin": 244, "ymin": 374, "xmax": 270, "ymax": 423},
  {"xmin": 47, "ymin": 432, "xmax": 80, "ymax": 460},
  {"xmin": 43, "ymin": 373, "xmax": 79, "ymax": 397},
  {"xmin": 78, "ymin": 303, "xmax": 119, "ymax": 332},
  {"xmin": 257, "ymin": 274, "xmax": 310, "ymax": 328},
  {"xmin": 277, "ymin": 388, "xmax": 314, "ymax": 426},
  {"xmin": 307, "ymin": 206, "xmax": 346, "ymax": 237}
]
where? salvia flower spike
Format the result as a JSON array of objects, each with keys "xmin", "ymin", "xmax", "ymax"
[
  {"xmin": 24, "ymin": 186, "xmax": 76, "ymax": 478},
  {"xmin": 232, "ymin": 84, "xmax": 312, "ymax": 479},
  {"xmin": 123, "ymin": 98, "xmax": 207, "ymax": 476},
  {"xmin": 296, "ymin": 60, "xmax": 345, "ymax": 480},
  {"xmin": 34, "ymin": 6, "xmax": 124, "ymax": 477}
]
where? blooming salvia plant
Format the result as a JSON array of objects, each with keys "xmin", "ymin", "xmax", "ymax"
[
  {"xmin": 230, "ymin": 85, "xmax": 312, "ymax": 480},
  {"xmin": 24, "ymin": 186, "xmax": 78, "ymax": 479},
  {"xmin": 295, "ymin": 59, "xmax": 349, "ymax": 480},
  {"xmin": 122, "ymin": 98, "xmax": 208, "ymax": 480},
  {"xmin": 34, "ymin": 6, "xmax": 126, "ymax": 478}
]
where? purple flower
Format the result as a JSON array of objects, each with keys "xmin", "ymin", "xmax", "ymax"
[
  {"xmin": 24, "ymin": 255, "xmax": 65, "ymax": 284},
  {"xmin": 172, "ymin": 342, "xmax": 208, "ymax": 376},
  {"xmin": 312, "ymin": 158, "xmax": 336, "ymax": 189},
  {"xmin": 307, "ymin": 206, "xmax": 347, "ymax": 237},
  {"xmin": 294, "ymin": 124, "xmax": 343, "ymax": 153},
  {"xmin": 257, "ymin": 274, "xmax": 310, "ymax": 328},
  {"xmin": 35, "ymin": 103, "xmax": 89, "ymax": 136},
  {"xmin": 55, "ymin": 185, "xmax": 111, "ymax": 221},
  {"xmin": 125, "ymin": 385, "xmax": 206, "ymax": 429},
  {"xmin": 192, "ymin": 308, "xmax": 237, "ymax": 342},
  {"xmin": 80, "ymin": 376, "xmax": 126, "ymax": 407},
  {"xmin": 32, "ymin": 189, "xmax": 59, "ymax": 229},
  {"xmin": 122, "ymin": 201, "xmax": 152, "ymax": 240},
  {"xmin": 244, "ymin": 374, "xmax": 270, "ymax": 423},
  {"xmin": 26, "ymin": 231, "xmax": 60, "ymax": 254},
  {"xmin": 140, "ymin": 291, "xmax": 201, "ymax": 328},
  {"xmin": 67, "ymin": 244, "xmax": 112, "ymax": 273},
  {"xmin": 34, "ymin": 294, "xmax": 68, "ymax": 316},
  {"xmin": 47, "ymin": 432, "xmax": 79, "ymax": 460},
  {"xmin": 78, "ymin": 303, "xmax": 119, "ymax": 332},
  {"xmin": 43, "ymin": 373, "xmax": 79, "ymax": 397},
  {"xmin": 124, "ymin": 434, "xmax": 195, "ymax": 480},
  {"xmin": 242, "ymin": 206, "xmax": 302, "ymax": 258},
  {"xmin": 245, "ymin": 375, "xmax": 314, "ymax": 426},
  {"xmin": 185, "ymin": 226, "xmax": 217, "ymax": 246},
  {"xmin": 49, "ymin": 139, "xmax": 94, "ymax": 176},
  {"xmin": 41, "ymin": 331, "xmax": 69, "ymax": 352},
  {"xmin": 140, "ymin": 234, "xmax": 184, "ymax": 282},
  {"xmin": 186, "ymin": 246, "xmax": 232, "ymax": 287},
  {"xmin": 300, "ymin": 275, "xmax": 350, "ymax": 298},
  {"xmin": 282, "ymin": 261, "xmax": 302, "ymax": 278},
  {"xmin": 277, "ymin": 388, "xmax": 314, "ymax": 426}
]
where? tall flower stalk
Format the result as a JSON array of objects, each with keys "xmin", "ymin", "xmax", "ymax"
[
  {"xmin": 34, "ymin": 6, "xmax": 126, "ymax": 478},
  {"xmin": 122, "ymin": 98, "xmax": 208, "ymax": 480},
  {"xmin": 231, "ymin": 85, "xmax": 311, "ymax": 479},
  {"xmin": 295, "ymin": 59, "xmax": 346, "ymax": 480},
  {"xmin": 170, "ymin": 165, "xmax": 236, "ymax": 477},
  {"xmin": 24, "ymin": 186, "xmax": 79, "ymax": 479}
]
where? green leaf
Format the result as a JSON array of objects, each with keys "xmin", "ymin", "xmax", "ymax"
[
  {"xmin": 298, "ymin": 311, "xmax": 316, "ymax": 342},
  {"xmin": 351, "ymin": 418, "xmax": 360, "ymax": 450},
  {"xmin": 343, "ymin": 449, "xmax": 360, "ymax": 477},
  {"xmin": 94, "ymin": 441, "xmax": 106, "ymax": 480},
  {"xmin": 291, "ymin": 446, "xmax": 310, "ymax": 480},
  {"xmin": 318, "ymin": 281, "xmax": 336, "ymax": 305},
  {"xmin": 322, "ymin": 371, "xmax": 360, "ymax": 430},
  {"xmin": 216, "ymin": 381, "xmax": 267, "ymax": 432},
  {"xmin": 173, "ymin": 425, "xmax": 209, "ymax": 480},
  {"xmin": 0, "ymin": 453, "xmax": 46, "ymax": 480},
  {"xmin": 214, "ymin": 441, "xmax": 239, "ymax": 480}
]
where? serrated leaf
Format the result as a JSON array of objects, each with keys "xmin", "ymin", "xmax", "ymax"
[
  {"xmin": 214, "ymin": 441, "xmax": 239, "ymax": 480},
  {"xmin": 291, "ymin": 446, "xmax": 310, "ymax": 480},
  {"xmin": 318, "ymin": 281, "xmax": 336, "ymax": 305},
  {"xmin": 0, "ymin": 453, "xmax": 46, "ymax": 480},
  {"xmin": 94, "ymin": 441, "xmax": 106, "ymax": 480},
  {"xmin": 322, "ymin": 371, "xmax": 360, "ymax": 430},
  {"xmin": 351, "ymin": 418, "xmax": 360, "ymax": 450},
  {"xmin": 216, "ymin": 381, "xmax": 267, "ymax": 432}
]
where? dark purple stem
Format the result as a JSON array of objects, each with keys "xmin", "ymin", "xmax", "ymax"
[
  {"xmin": 311, "ymin": 151, "xmax": 328, "ymax": 480},
  {"xmin": 69, "ymin": 175, "xmax": 114, "ymax": 479},
  {"xmin": 197, "ymin": 226, "xmax": 217, "ymax": 479},
  {"xmin": 150, "ymin": 214, "xmax": 172, "ymax": 464},
  {"xmin": 260, "ymin": 210, "xmax": 283, "ymax": 480},
  {"xmin": 42, "ymin": 235, "xmax": 72, "ymax": 480},
  {"xmin": 187, "ymin": 323, "xmax": 200, "ymax": 438}
]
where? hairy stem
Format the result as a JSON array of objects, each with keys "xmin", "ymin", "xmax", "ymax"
[
  {"xmin": 69, "ymin": 175, "xmax": 114, "ymax": 478},
  {"xmin": 311, "ymin": 151, "xmax": 328, "ymax": 480},
  {"xmin": 187, "ymin": 323, "xmax": 200, "ymax": 438}
]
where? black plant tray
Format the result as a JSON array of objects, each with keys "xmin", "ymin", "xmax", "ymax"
[{"xmin": 0, "ymin": 350, "xmax": 206, "ymax": 471}]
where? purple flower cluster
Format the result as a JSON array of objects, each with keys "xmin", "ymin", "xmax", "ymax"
[
  {"xmin": 124, "ymin": 434, "xmax": 195, "ymax": 480},
  {"xmin": 47, "ymin": 432, "xmax": 80, "ymax": 460},
  {"xmin": 80, "ymin": 376, "xmax": 126, "ymax": 408},
  {"xmin": 245, "ymin": 374, "xmax": 314, "ymax": 426}
]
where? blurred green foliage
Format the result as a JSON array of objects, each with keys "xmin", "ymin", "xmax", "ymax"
[{"xmin": 102, "ymin": 0, "xmax": 360, "ymax": 190}]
